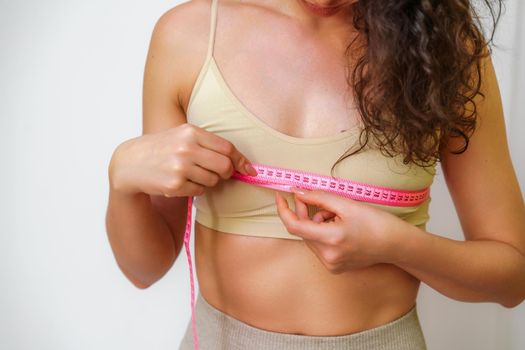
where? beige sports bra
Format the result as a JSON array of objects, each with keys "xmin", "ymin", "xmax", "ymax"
[{"xmin": 186, "ymin": 0, "xmax": 436, "ymax": 240}]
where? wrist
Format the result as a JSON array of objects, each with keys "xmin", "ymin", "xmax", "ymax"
[
  {"xmin": 108, "ymin": 141, "xmax": 139, "ymax": 196},
  {"xmin": 109, "ymin": 185, "xmax": 150, "ymax": 203},
  {"xmin": 381, "ymin": 220, "xmax": 419, "ymax": 265}
]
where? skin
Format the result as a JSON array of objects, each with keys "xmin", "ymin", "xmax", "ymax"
[
  {"xmin": 106, "ymin": 0, "xmax": 525, "ymax": 339},
  {"xmin": 193, "ymin": 0, "xmax": 422, "ymax": 335}
]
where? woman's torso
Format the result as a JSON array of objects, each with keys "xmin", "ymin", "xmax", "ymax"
[{"xmin": 179, "ymin": 0, "xmax": 434, "ymax": 336}]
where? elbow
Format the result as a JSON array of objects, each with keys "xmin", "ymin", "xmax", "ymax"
[
  {"xmin": 115, "ymin": 250, "xmax": 176, "ymax": 290},
  {"xmin": 498, "ymin": 253, "xmax": 525, "ymax": 308},
  {"xmin": 133, "ymin": 280, "xmax": 152, "ymax": 290},
  {"xmin": 499, "ymin": 280, "xmax": 525, "ymax": 309},
  {"xmin": 126, "ymin": 269, "xmax": 165, "ymax": 290},
  {"xmin": 117, "ymin": 262, "xmax": 157, "ymax": 290},
  {"xmin": 500, "ymin": 293, "xmax": 525, "ymax": 309},
  {"xmin": 133, "ymin": 283, "xmax": 151, "ymax": 289},
  {"xmin": 501, "ymin": 298, "xmax": 523, "ymax": 309}
]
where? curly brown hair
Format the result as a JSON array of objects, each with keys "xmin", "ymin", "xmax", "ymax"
[{"xmin": 331, "ymin": 0, "xmax": 503, "ymax": 176}]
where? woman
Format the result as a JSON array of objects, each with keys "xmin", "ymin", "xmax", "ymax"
[{"xmin": 105, "ymin": 0, "xmax": 525, "ymax": 349}]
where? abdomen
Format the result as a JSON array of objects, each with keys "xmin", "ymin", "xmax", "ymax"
[{"xmin": 194, "ymin": 221, "xmax": 421, "ymax": 336}]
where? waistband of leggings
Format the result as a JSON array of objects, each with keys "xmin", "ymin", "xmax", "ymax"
[{"xmin": 195, "ymin": 292, "xmax": 423, "ymax": 348}]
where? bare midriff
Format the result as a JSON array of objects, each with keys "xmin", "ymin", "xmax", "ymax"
[{"xmin": 194, "ymin": 221, "xmax": 420, "ymax": 336}]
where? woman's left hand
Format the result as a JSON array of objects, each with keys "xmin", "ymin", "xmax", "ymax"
[{"xmin": 275, "ymin": 187, "xmax": 408, "ymax": 273}]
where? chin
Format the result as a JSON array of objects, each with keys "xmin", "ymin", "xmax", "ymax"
[{"xmin": 299, "ymin": 0, "xmax": 356, "ymax": 17}]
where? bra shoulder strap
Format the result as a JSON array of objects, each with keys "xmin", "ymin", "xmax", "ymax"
[{"xmin": 205, "ymin": 0, "xmax": 219, "ymax": 61}]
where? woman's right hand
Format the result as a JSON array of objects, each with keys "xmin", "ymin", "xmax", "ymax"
[{"xmin": 109, "ymin": 123, "xmax": 258, "ymax": 197}]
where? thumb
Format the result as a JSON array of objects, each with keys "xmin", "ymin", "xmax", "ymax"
[
  {"xmin": 312, "ymin": 210, "xmax": 337, "ymax": 223},
  {"xmin": 290, "ymin": 187, "xmax": 347, "ymax": 216}
]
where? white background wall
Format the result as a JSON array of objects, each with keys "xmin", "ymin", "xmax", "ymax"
[{"xmin": 1, "ymin": 1, "xmax": 523, "ymax": 349}]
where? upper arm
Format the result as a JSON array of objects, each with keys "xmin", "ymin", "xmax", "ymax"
[
  {"xmin": 142, "ymin": 0, "xmax": 210, "ymax": 253},
  {"xmin": 439, "ymin": 54, "xmax": 525, "ymax": 256}
]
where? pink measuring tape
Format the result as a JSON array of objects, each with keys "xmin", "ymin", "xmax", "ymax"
[{"xmin": 182, "ymin": 163, "xmax": 430, "ymax": 349}]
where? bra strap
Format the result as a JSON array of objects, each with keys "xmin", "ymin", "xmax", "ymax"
[{"xmin": 206, "ymin": 0, "xmax": 219, "ymax": 60}]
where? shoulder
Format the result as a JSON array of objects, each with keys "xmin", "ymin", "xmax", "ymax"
[
  {"xmin": 149, "ymin": 0, "xmax": 213, "ymax": 61},
  {"xmin": 145, "ymin": 0, "xmax": 215, "ymax": 112},
  {"xmin": 152, "ymin": 0, "xmax": 258, "ymax": 41},
  {"xmin": 439, "ymin": 51, "xmax": 499, "ymax": 155},
  {"xmin": 153, "ymin": 0, "xmax": 212, "ymax": 40},
  {"xmin": 151, "ymin": 0, "xmax": 283, "ymax": 49}
]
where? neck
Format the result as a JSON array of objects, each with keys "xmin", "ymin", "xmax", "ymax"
[{"xmin": 285, "ymin": 0, "xmax": 357, "ymax": 30}]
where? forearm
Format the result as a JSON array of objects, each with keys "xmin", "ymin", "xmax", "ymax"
[
  {"xmin": 105, "ymin": 188, "xmax": 177, "ymax": 288},
  {"xmin": 390, "ymin": 224, "xmax": 525, "ymax": 308}
]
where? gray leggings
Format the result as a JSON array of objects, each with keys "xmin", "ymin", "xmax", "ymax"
[{"xmin": 179, "ymin": 292, "xmax": 428, "ymax": 350}]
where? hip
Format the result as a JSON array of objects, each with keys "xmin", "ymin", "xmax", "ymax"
[{"xmin": 179, "ymin": 291, "xmax": 427, "ymax": 350}]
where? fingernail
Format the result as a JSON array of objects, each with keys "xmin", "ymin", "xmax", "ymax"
[{"xmin": 244, "ymin": 162, "xmax": 258, "ymax": 176}]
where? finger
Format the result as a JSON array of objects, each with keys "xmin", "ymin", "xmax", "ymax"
[
  {"xmin": 186, "ymin": 164, "xmax": 221, "ymax": 187},
  {"xmin": 190, "ymin": 146, "xmax": 237, "ymax": 179},
  {"xmin": 290, "ymin": 187, "xmax": 348, "ymax": 216},
  {"xmin": 302, "ymin": 238, "xmax": 325, "ymax": 263},
  {"xmin": 312, "ymin": 210, "xmax": 337, "ymax": 223},
  {"xmin": 301, "ymin": 237, "xmax": 337, "ymax": 270},
  {"xmin": 193, "ymin": 127, "xmax": 257, "ymax": 176},
  {"xmin": 164, "ymin": 179, "xmax": 205, "ymax": 197},
  {"xmin": 275, "ymin": 191, "xmax": 338, "ymax": 242},
  {"xmin": 293, "ymin": 193, "xmax": 310, "ymax": 220}
]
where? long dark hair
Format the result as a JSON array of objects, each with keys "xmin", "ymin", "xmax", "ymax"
[{"xmin": 331, "ymin": 0, "xmax": 503, "ymax": 175}]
